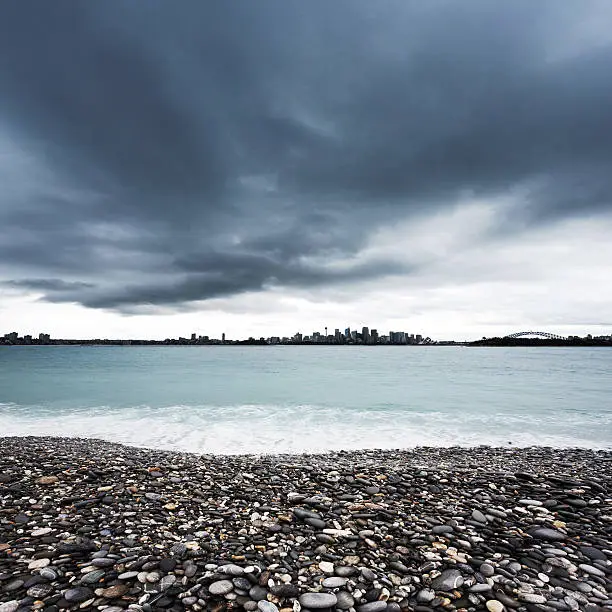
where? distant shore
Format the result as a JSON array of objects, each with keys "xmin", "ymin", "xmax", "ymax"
[
  {"xmin": 2, "ymin": 339, "xmax": 611, "ymax": 347},
  {"xmin": 1, "ymin": 437, "xmax": 610, "ymax": 611}
]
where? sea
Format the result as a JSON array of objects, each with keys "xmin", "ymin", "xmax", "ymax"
[{"xmin": 0, "ymin": 346, "xmax": 610, "ymax": 454}]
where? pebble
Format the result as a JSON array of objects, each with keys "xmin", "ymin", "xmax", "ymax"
[
  {"xmin": 472, "ymin": 509, "xmax": 488, "ymax": 523},
  {"xmin": 579, "ymin": 563, "xmax": 605, "ymax": 577},
  {"xmin": 0, "ymin": 438, "xmax": 610, "ymax": 612},
  {"xmin": 209, "ymin": 580, "xmax": 234, "ymax": 596},
  {"xmin": 64, "ymin": 587, "xmax": 94, "ymax": 603},
  {"xmin": 431, "ymin": 569, "xmax": 464, "ymax": 591},
  {"xmin": 322, "ymin": 577, "xmax": 347, "ymax": 588},
  {"xmin": 298, "ymin": 593, "xmax": 338, "ymax": 609},
  {"xmin": 30, "ymin": 527, "xmax": 53, "ymax": 537},
  {"xmin": 318, "ymin": 561, "xmax": 334, "ymax": 574},
  {"xmin": 335, "ymin": 592, "xmax": 355, "ymax": 610}
]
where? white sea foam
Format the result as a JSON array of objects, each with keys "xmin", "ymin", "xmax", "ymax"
[{"xmin": 1, "ymin": 402, "xmax": 609, "ymax": 454}]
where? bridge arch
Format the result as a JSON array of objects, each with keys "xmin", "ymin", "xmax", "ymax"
[{"xmin": 504, "ymin": 331, "xmax": 566, "ymax": 340}]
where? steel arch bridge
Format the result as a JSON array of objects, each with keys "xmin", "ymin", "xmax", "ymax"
[{"xmin": 504, "ymin": 331, "xmax": 567, "ymax": 340}]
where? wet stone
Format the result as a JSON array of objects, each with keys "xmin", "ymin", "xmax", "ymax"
[
  {"xmin": 64, "ymin": 587, "xmax": 94, "ymax": 603},
  {"xmin": 431, "ymin": 569, "xmax": 464, "ymax": 591},
  {"xmin": 322, "ymin": 577, "xmax": 348, "ymax": 588},
  {"xmin": 336, "ymin": 592, "xmax": 355, "ymax": 610},
  {"xmin": 299, "ymin": 593, "xmax": 338, "ymax": 609}
]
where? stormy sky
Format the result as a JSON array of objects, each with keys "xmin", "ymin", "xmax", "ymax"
[{"xmin": 1, "ymin": 1, "xmax": 611, "ymax": 340}]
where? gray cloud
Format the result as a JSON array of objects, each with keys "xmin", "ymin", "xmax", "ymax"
[{"xmin": 0, "ymin": 0, "xmax": 611, "ymax": 311}]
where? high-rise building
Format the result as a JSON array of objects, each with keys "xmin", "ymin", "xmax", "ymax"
[
  {"xmin": 362, "ymin": 326, "xmax": 370, "ymax": 344},
  {"xmin": 371, "ymin": 329, "xmax": 378, "ymax": 344}
]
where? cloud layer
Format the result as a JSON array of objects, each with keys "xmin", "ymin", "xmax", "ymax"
[{"xmin": 1, "ymin": 1, "xmax": 611, "ymax": 312}]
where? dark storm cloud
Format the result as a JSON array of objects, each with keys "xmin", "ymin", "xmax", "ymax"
[{"xmin": 0, "ymin": 0, "xmax": 611, "ymax": 310}]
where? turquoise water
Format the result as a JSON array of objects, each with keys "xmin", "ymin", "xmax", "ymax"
[{"xmin": 0, "ymin": 346, "xmax": 610, "ymax": 453}]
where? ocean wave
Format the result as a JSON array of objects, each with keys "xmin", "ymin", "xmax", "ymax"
[{"xmin": 0, "ymin": 402, "xmax": 610, "ymax": 454}]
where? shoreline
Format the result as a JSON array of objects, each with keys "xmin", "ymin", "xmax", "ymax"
[
  {"xmin": 1, "ymin": 437, "xmax": 610, "ymax": 612},
  {"xmin": 2, "ymin": 435, "xmax": 612, "ymax": 459}
]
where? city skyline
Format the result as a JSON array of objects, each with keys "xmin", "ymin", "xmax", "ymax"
[{"xmin": 4, "ymin": 326, "xmax": 611, "ymax": 347}]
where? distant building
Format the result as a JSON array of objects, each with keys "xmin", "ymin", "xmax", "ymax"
[
  {"xmin": 39, "ymin": 333, "xmax": 51, "ymax": 344},
  {"xmin": 371, "ymin": 329, "xmax": 378, "ymax": 344},
  {"xmin": 362, "ymin": 327, "xmax": 370, "ymax": 344}
]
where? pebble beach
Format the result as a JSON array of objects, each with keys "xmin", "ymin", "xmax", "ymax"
[{"xmin": 0, "ymin": 438, "xmax": 610, "ymax": 612}]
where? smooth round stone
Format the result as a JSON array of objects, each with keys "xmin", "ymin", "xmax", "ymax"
[
  {"xmin": 31, "ymin": 527, "xmax": 53, "ymax": 537},
  {"xmin": 221, "ymin": 564, "xmax": 245, "ymax": 576},
  {"xmin": 28, "ymin": 558, "xmax": 50, "ymax": 570},
  {"xmin": 64, "ymin": 587, "xmax": 94, "ymax": 603},
  {"xmin": 356, "ymin": 602, "xmax": 387, "ymax": 612},
  {"xmin": 209, "ymin": 580, "xmax": 234, "ymax": 596},
  {"xmin": 480, "ymin": 563, "xmax": 495, "ymax": 577},
  {"xmin": 145, "ymin": 572, "xmax": 161, "ymax": 583},
  {"xmin": 159, "ymin": 575, "xmax": 176, "ymax": 590},
  {"xmin": 486, "ymin": 601, "xmax": 504, "ymax": 612},
  {"xmin": 118, "ymin": 571, "xmax": 139, "ymax": 580},
  {"xmin": 335, "ymin": 566, "xmax": 357, "ymax": 577},
  {"xmin": 4, "ymin": 580, "xmax": 24, "ymax": 593},
  {"xmin": 101, "ymin": 585, "xmax": 130, "ymax": 599},
  {"xmin": 244, "ymin": 602, "xmax": 258, "ymax": 612},
  {"xmin": 318, "ymin": 561, "xmax": 334, "ymax": 575},
  {"xmin": 361, "ymin": 568, "xmax": 377, "ymax": 582},
  {"xmin": 529, "ymin": 528, "xmax": 565, "ymax": 541},
  {"xmin": 0, "ymin": 602, "xmax": 19, "ymax": 612},
  {"xmin": 183, "ymin": 562, "xmax": 197, "ymax": 578},
  {"xmin": 299, "ymin": 593, "xmax": 338, "ymax": 609},
  {"xmin": 416, "ymin": 589, "xmax": 435, "ymax": 603},
  {"xmin": 40, "ymin": 567, "xmax": 58, "ymax": 581},
  {"xmin": 518, "ymin": 593, "xmax": 546, "ymax": 604},
  {"xmin": 249, "ymin": 586, "xmax": 268, "ymax": 601},
  {"xmin": 472, "ymin": 509, "xmax": 487, "ymax": 523},
  {"xmin": 431, "ymin": 569, "xmax": 463, "ymax": 591},
  {"xmin": 336, "ymin": 592, "xmax": 355, "ymax": 610},
  {"xmin": 27, "ymin": 584, "xmax": 53, "ymax": 599},
  {"xmin": 321, "ymin": 576, "xmax": 348, "ymax": 588},
  {"xmin": 258, "ymin": 602, "xmax": 279, "ymax": 612},
  {"xmin": 579, "ymin": 563, "xmax": 605, "ymax": 577},
  {"xmin": 270, "ymin": 584, "xmax": 299, "ymax": 598},
  {"xmin": 470, "ymin": 583, "xmax": 492, "ymax": 593},
  {"xmin": 580, "ymin": 546, "xmax": 607, "ymax": 561},
  {"xmin": 432, "ymin": 525, "xmax": 453, "ymax": 534},
  {"xmin": 81, "ymin": 570, "xmax": 105, "ymax": 584}
]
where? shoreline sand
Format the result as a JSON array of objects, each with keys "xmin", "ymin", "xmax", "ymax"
[{"xmin": 1, "ymin": 437, "xmax": 610, "ymax": 612}]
